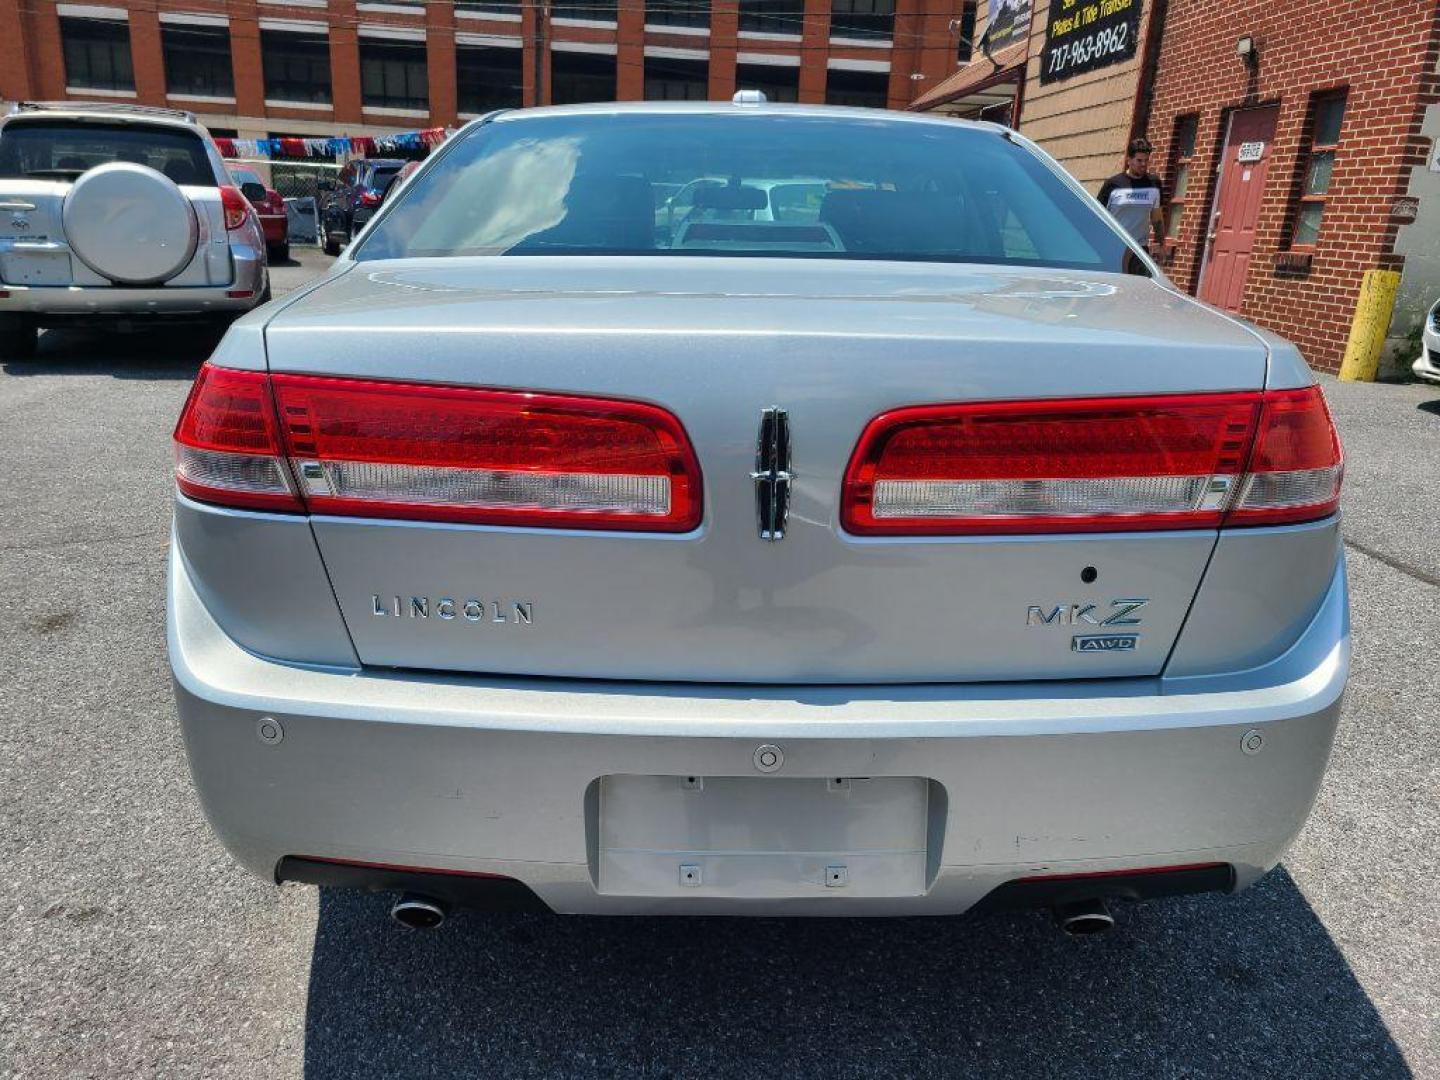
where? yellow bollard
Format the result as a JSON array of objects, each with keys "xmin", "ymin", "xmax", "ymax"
[{"xmin": 1338, "ymin": 269, "xmax": 1401, "ymax": 382}]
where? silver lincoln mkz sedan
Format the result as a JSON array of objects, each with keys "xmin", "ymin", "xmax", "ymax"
[{"xmin": 168, "ymin": 102, "xmax": 1347, "ymax": 934}]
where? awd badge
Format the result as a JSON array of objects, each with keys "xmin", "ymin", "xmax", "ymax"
[{"xmin": 1072, "ymin": 634, "xmax": 1139, "ymax": 653}]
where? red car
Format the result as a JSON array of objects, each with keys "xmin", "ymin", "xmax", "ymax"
[{"xmin": 229, "ymin": 166, "xmax": 289, "ymax": 263}]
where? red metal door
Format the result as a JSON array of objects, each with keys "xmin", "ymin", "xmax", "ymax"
[{"xmin": 1199, "ymin": 106, "xmax": 1279, "ymax": 312}]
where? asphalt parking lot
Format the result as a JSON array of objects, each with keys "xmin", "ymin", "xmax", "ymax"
[{"xmin": 1, "ymin": 251, "xmax": 1437, "ymax": 1078}]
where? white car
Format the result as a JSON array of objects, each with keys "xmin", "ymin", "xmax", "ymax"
[{"xmin": 1414, "ymin": 299, "xmax": 1440, "ymax": 384}]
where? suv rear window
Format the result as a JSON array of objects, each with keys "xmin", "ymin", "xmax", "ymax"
[
  {"xmin": 356, "ymin": 112, "xmax": 1133, "ymax": 271},
  {"xmin": 0, "ymin": 121, "xmax": 216, "ymax": 186}
]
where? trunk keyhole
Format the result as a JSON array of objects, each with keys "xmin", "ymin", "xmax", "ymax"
[{"xmin": 1081, "ymin": 566, "xmax": 1098, "ymax": 584}]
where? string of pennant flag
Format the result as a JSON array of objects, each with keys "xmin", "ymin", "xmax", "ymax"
[{"xmin": 212, "ymin": 128, "xmax": 450, "ymax": 161}]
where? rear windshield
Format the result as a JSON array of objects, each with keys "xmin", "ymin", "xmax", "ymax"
[
  {"xmin": 356, "ymin": 112, "xmax": 1134, "ymax": 271},
  {"xmin": 0, "ymin": 121, "xmax": 215, "ymax": 186}
]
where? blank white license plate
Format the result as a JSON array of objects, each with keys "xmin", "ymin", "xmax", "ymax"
[
  {"xmin": 0, "ymin": 251, "xmax": 71, "ymax": 285},
  {"xmin": 597, "ymin": 774, "xmax": 930, "ymax": 898}
]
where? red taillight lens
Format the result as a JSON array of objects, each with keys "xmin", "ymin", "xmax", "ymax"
[
  {"xmin": 842, "ymin": 388, "xmax": 1342, "ymax": 535},
  {"xmin": 173, "ymin": 366, "xmax": 302, "ymax": 512},
  {"xmin": 219, "ymin": 185, "xmax": 250, "ymax": 230},
  {"xmin": 360, "ymin": 190, "xmax": 382, "ymax": 207},
  {"xmin": 843, "ymin": 393, "xmax": 1263, "ymax": 535},
  {"xmin": 1228, "ymin": 386, "xmax": 1343, "ymax": 525},
  {"xmin": 270, "ymin": 375, "xmax": 700, "ymax": 530},
  {"xmin": 175, "ymin": 368, "xmax": 702, "ymax": 529},
  {"xmin": 175, "ymin": 366, "xmax": 701, "ymax": 529}
]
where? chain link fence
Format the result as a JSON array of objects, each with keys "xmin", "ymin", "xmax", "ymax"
[{"xmin": 226, "ymin": 159, "xmax": 340, "ymax": 247}]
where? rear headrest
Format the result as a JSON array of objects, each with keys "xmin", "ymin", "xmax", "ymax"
[
  {"xmin": 163, "ymin": 159, "xmax": 202, "ymax": 186},
  {"xmin": 819, "ymin": 189, "xmax": 972, "ymax": 255},
  {"xmin": 530, "ymin": 172, "xmax": 653, "ymax": 250}
]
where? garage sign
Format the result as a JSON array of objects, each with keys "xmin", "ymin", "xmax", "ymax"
[{"xmin": 1040, "ymin": 0, "xmax": 1143, "ymax": 85}]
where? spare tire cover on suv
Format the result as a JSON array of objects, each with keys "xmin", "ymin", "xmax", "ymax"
[{"xmin": 62, "ymin": 162, "xmax": 198, "ymax": 285}]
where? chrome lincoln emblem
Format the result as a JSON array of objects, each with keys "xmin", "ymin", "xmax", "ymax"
[{"xmin": 752, "ymin": 406, "xmax": 792, "ymax": 541}]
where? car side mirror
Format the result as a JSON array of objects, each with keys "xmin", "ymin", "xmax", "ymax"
[{"xmin": 240, "ymin": 181, "xmax": 266, "ymax": 203}]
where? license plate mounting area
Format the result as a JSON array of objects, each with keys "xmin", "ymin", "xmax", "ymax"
[{"xmin": 595, "ymin": 774, "xmax": 931, "ymax": 898}]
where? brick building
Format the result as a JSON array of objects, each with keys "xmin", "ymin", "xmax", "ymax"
[
  {"xmin": 915, "ymin": 0, "xmax": 1440, "ymax": 374},
  {"xmin": 1142, "ymin": 0, "xmax": 1440, "ymax": 375},
  {"xmin": 0, "ymin": 0, "xmax": 973, "ymax": 143},
  {"xmin": 911, "ymin": 0, "xmax": 1161, "ymax": 190}
]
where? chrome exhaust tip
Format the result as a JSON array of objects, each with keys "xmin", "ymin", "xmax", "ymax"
[
  {"xmin": 1053, "ymin": 897, "xmax": 1114, "ymax": 936},
  {"xmin": 390, "ymin": 893, "xmax": 447, "ymax": 930}
]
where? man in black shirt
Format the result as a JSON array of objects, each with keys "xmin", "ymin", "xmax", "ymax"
[{"xmin": 1097, "ymin": 137, "xmax": 1164, "ymax": 252}]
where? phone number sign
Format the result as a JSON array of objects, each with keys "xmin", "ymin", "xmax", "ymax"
[{"xmin": 1040, "ymin": 0, "xmax": 1143, "ymax": 85}]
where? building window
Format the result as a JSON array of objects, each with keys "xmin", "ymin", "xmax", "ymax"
[
  {"xmin": 360, "ymin": 39, "xmax": 429, "ymax": 111},
  {"xmin": 550, "ymin": 50, "xmax": 616, "ymax": 104},
  {"xmin": 457, "ymin": 45, "xmax": 523, "ymax": 114},
  {"xmin": 825, "ymin": 67, "xmax": 888, "ymax": 108},
  {"xmin": 162, "ymin": 24, "xmax": 234, "ymax": 99},
  {"xmin": 1292, "ymin": 91, "xmax": 1346, "ymax": 249},
  {"xmin": 456, "ymin": 0, "xmax": 523, "ymax": 14},
  {"xmin": 553, "ymin": 0, "xmax": 618, "ymax": 20},
  {"xmin": 739, "ymin": 0, "xmax": 800, "ymax": 36},
  {"xmin": 645, "ymin": 56, "xmax": 709, "ymax": 100},
  {"xmin": 646, "ymin": 0, "xmax": 711, "ymax": 29},
  {"xmin": 830, "ymin": 0, "xmax": 895, "ymax": 41},
  {"xmin": 61, "ymin": 17, "xmax": 134, "ymax": 92},
  {"xmin": 1164, "ymin": 114, "xmax": 1198, "ymax": 240},
  {"xmin": 955, "ymin": 1, "xmax": 978, "ymax": 63},
  {"xmin": 734, "ymin": 62, "xmax": 798, "ymax": 102},
  {"xmin": 261, "ymin": 30, "xmax": 332, "ymax": 104}
]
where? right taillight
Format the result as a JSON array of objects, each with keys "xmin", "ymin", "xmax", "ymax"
[
  {"xmin": 173, "ymin": 365, "xmax": 703, "ymax": 532},
  {"xmin": 841, "ymin": 387, "xmax": 1341, "ymax": 535},
  {"xmin": 1227, "ymin": 385, "xmax": 1343, "ymax": 525}
]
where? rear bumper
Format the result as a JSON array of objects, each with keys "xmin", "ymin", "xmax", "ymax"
[
  {"xmin": 0, "ymin": 248, "xmax": 266, "ymax": 319},
  {"xmin": 168, "ymin": 542, "xmax": 1349, "ymax": 916},
  {"xmin": 257, "ymin": 214, "xmax": 287, "ymax": 245}
]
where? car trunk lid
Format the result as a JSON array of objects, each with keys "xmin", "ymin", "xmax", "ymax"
[{"xmin": 263, "ymin": 257, "xmax": 1268, "ymax": 683}]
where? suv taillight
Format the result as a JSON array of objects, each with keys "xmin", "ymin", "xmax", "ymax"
[
  {"xmin": 174, "ymin": 366, "xmax": 703, "ymax": 531},
  {"xmin": 360, "ymin": 190, "xmax": 382, "ymax": 207},
  {"xmin": 841, "ymin": 388, "xmax": 1341, "ymax": 535},
  {"xmin": 219, "ymin": 185, "xmax": 250, "ymax": 230}
]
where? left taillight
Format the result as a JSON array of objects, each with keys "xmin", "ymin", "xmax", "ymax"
[
  {"xmin": 173, "ymin": 365, "xmax": 303, "ymax": 513},
  {"xmin": 360, "ymin": 189, "xmax": 382, "ymax": 207},
  {"xmin": 219, "ymin": 184, "xmax": 250, "ymax": 230},
  {"xmin": 174, "ymin": 366, "xmax": 703, "ymax": 532}
]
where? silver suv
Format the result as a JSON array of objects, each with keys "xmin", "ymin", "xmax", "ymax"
[{"xmin": 0, "ymin": 102, "xmax": 268, "ymax": 358}]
